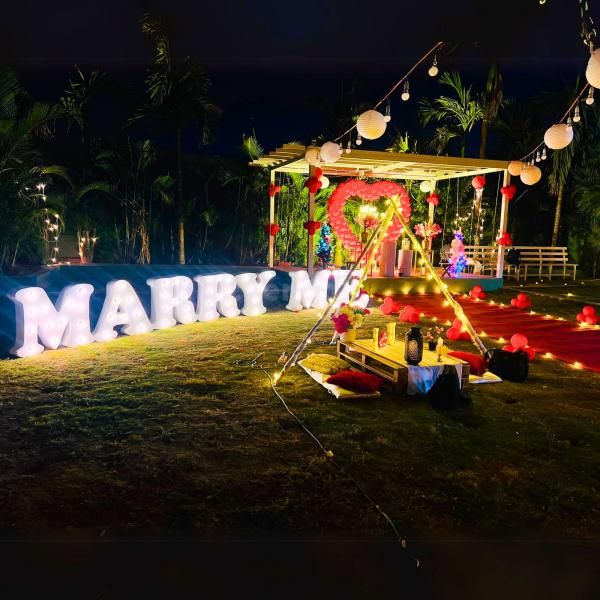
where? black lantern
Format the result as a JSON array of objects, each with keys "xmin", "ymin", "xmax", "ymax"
[{"xmin": 405, "ymin": 326, "xmax": 423, "ymax": 365}]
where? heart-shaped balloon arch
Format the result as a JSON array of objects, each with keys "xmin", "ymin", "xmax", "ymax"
[{"xmin": 327, "ymin": 179, "xmax": 411, "ymax": 254}]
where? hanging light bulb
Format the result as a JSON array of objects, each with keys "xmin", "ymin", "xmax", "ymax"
[
  {"xmin": 566, "ymin": 115, "xmax": 573, "ymax": 129},
  {"xmin": 384, "ymin": 101, "xmax": 391, "ymax": 123},
  {"xmin": 535, "ymin": 151, "xmax": 541, "ymax": 163},
  {"xmin": 428, "ymin": 55, "xmax": 439, "ymax": 77},
  {"xmin": 401, "ymin": 80, "xmax": 410, "ymax": 101},
  {"xmin": 573, "ymin": 105, "xmax": 581, "ymax": 123},
  {"xmin": 542, "ymin": 147, "xmax": 547, "ymax": 160},
  {"xmin": 345, "ymin": 138, "xmax": 352, "ymax": 154},
  {"xmin": 586, "ymin": 87, "xmax": 595, "ymax": 105},
  {"xmin": 356, "ymin": 132, "xmax": 362, "ymax": 146}
]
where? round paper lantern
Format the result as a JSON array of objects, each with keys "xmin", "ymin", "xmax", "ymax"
[
  {"xmin": 419, "ymin": 181, "xmax": 433, "ymax": 193},
  {"xmin": 508, "ymin": 161, "xmax": 524, "ymax": 176},
  {"xmin": 520, "ymin": 165, "xmax": 542, "ymax": 186},
  {"xmin": 319, "ymin": 142, "xmax": 342, "ymax": 164},
  {"xmin": 544, "ymin": 124, "xmax": 573, "ymax": 150},
  {"xmin": 320, "ymin": 176, "xmax": 330, "ymax": 189},
  {"xmin": 586, "ymin": 48, "xmax": 600, "ymax": 88},
  {"xmin": 356, "ymin": 110, "xmax": 387, "ymax": 140},
  {"xmin": 305, "ymin": 148, "xmax": 320, "ymax": 165}
]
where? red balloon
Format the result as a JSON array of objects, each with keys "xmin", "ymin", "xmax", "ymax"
[
  {"xmin": 510, "ymin": 333, "xmax": 528, "ymax": 350},
  {"xmin": 472, "ymin": 175, "xmax": 486, "ymax": 190}
]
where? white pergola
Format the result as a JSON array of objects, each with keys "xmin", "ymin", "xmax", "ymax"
[{"xmin": 251, "ymin": 144, "xmax": 510, "ymax": 277}]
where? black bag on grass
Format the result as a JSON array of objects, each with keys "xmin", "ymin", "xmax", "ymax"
[
  {"xmin": 427, "ymin": 365, "xmax": 468, "ymax": 410},
  {"xmin": 485, "ymin": 349, "xmax": 529, "ymax": 382}
]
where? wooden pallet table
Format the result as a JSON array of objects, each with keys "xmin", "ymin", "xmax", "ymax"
[{"xmin": 337, "ymin": 337, "xmax": 470, "ymax": 394}]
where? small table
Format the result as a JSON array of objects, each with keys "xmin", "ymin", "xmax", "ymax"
[{"xmin": 337, "ymin": 338, "xmax": 470, "ymax": 395}]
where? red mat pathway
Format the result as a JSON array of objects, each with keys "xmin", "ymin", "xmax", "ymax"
[{"xmin": 391, "ymin": 294, "xmax": 600, "ymax": 373}]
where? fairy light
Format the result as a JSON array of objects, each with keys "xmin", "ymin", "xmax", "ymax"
[{"xmin": 572, "ymin": 361, "xmax": 583, "ymax": 370}]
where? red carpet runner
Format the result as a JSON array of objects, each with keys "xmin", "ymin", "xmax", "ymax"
[{"xmin": 387, "ymin": 294, "xmax": 600, "ymax": 373}]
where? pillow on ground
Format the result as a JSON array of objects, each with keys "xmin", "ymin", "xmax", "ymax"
[
  {"xmin": 326, "ymin": 370, "xmax": 385, "ymax": 393},
  {"xmin": 448, "ymin": 351, "xmax": 487, "ymax": 376},
  {"xmin": 301, "ymin": 353, "xmax": 350, "ymax": 375}
]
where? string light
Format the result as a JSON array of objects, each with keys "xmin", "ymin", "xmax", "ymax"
[
  {"xmin": 573, "ymin": 104, "xmax": 581, "ymax": 122},
  {"xmin": 401, "ymin": 80, "xmax": 410, "ymax": 101},
  {"xmin": 542, "ymin": 147, "xmax": 547, "ymax": 160},
  {"xmin": 586, "ymin": 86, "xmax": 595, "ymax": 105},
  {"xmin": 428, "ymin": 55, "xmax": 439, "ymax": 77},
  {"xmin": 384, "ymin": 101, "xmax": 391, "ymax": 123},
  {"xmin": 345, "ymin": 138, "xmax": 352, "ymax": 154},
  {"xmin": 356, "ymin": 133, "xmax": 363, "ymax": 146}
]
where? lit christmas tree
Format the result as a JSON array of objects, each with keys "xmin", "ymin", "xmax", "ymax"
[
  {"xmin": 449, "ymin": 230, "xmax": 468, "ymax": 278},
  {"xmin": 316, "ymin": 223, "xmax": 332, "ymax": 267}
]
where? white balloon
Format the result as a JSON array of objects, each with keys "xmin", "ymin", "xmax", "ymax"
[
  {"xmin": 543, "ymin": 124, "xmax": 573, "ymax": 150},
  {"xmin": 356, "ymin": 110, "xmax": 387, "ymax": 140},
  {"xmin": 320, "ymin": 175, "xmax": 330, "ymax": 189},
  {"xmin": 419, "ymin": 181, "xmax": 433, "ymax": 193},
  {"xmin": 320, "ymin": 142, "xmax": 343, "ymax": 164}
]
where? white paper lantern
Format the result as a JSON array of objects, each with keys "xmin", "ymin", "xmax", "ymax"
[
  {"xmin": 543, "ymin": 124, "xmax": 573, "ymax": 150},
  {"xmin": 319, "ymin": 142, "xmax": 342, "ymax": 164},
  {"xmin": 586, "ymin": 49, "xmax": 600, "ymax": 89},
  {"xmin": 320, "ymin": 175, "xmax": 330, "ymax": 189},
  {"xmin": 508, "ymin": 161, "xmax": 524, "ymax": 176},
  {"xmin": 520, "ymin": 165, "xmax": 542, "ymax": 186},
  {"xmin": 356, "ymin": 110, "xmax": 387, "ymax": 140},
  {"xmin": 305, "ymin": 148, "xmax": 320, "ymax": 165},
  {"xmin": 419, "ymin": 181, "xmax": 433, "ymax": 193}
]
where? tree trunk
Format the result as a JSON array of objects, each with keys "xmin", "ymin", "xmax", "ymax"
[
  {"xmin": 176, "ymin": 126, "xmax": 185, "ymax": 264},
  {"xmin": 479, "ymin": 118, "xmax": 489, "ymax": 159},
  {"xmin": 551, "ymin": 183, "xmax": 564, "ymax": 246}
]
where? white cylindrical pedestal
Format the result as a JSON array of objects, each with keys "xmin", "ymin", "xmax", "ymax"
[
  {"xmin": 397, "ymin": 250, "xmax": 413, "ymax": 276},
  {"xmin": 378, "ymin": 241, "xmax": 397, "ymax": 277}
]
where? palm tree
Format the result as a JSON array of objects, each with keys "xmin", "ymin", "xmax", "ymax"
[
  {"xmin": 419, "ymin": 71, "xmax": 483, "ymax": 157},
  {"xmin": 133, "ymin": 13, "xmax": 220, "ymax": 264},
  {"xmin": 479, "ymin": 64, "xmax": 503, "ymax": 158}
]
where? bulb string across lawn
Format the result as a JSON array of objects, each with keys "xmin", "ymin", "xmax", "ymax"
[{"xmin": 235, "ymin": 352, "xmax": 420, "ymax": 568}]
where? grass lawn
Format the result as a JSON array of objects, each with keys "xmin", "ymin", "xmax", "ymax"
[{"xmin": 0, "ymin": 287, "xmax": 599, "ymax": 544}]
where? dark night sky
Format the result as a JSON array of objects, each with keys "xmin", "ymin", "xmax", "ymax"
[{"xmin": 0, "ymin": 0, "xmax": 591, "ymax": 154}]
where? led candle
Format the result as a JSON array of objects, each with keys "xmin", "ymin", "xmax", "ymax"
[
  {"xmin": 372, "ymin": 327, "xmax": 379, "ymax": 348},
  {"xmin": 386, "ymin": 322, "xmax": 396, "ymax": 345}
]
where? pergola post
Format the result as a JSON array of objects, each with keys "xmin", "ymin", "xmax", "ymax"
[
  {"xmin": 427, "ymin": 179, "xmax": 437, "ymax": 255},
  {"xmin": 268, "ymin": 170, "xmax": 275, "ymax": 268},
  {"xmin": 496, "ymin": 170, "xmax": 510, "ymax": 279},
  {"xmin": 307, "ymin": 164, "xmax": 316, "ymax": 276}
]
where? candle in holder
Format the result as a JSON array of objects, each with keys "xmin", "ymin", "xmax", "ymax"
[
  {"xmin": 436, "ymin": 337, "xmax": 444, "ymax": 362},
  {"xmin": 372, "ymin": 327, "xmax": 379, "ymax": 347},
  {"xmin": 386, "ymin": 322, "xmax": 396, "ymax": 345}
]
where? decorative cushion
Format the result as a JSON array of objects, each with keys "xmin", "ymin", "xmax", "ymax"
[
  {"xmin": 326, "ymin": 369, "xmax": 385, "ymax": 393},
  {"xmin": 301, "ymin": 353, "xmax": 350, "ymax": 375},
  {"xmin": 448, "ymin": 351, "xmax": 488, "ymax": 376}
]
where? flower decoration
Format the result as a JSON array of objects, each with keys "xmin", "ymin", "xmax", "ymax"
[
  {"xmin": 414, "ymin": 222, "xmax": 442, "ymax": 240},
  {"xmin": 331, "ymin": 304, "xmax": 370, "ymax": 334},
  {"xmin": 263, "ymin": 223, "xmax": 280, "ymax": 236},
  {"xmin": 398, "ymin": 304, "xmax": 420, "ymax": 323},
  {"xmin": 426, "ymin": 193, "xmax": 440, "ymax": 206},
  {"xmin": 304, "ymin": 176, "xmax": 322, "ymax": 194},
  {"xmin": 303, "ymin": 220, "xmax": 321, "ymax": 235},
  {"xmin": 500, "ymin": 185, "xmax": 517, "ymax": 201},
  {"xmin": 497, "ymin": 232, "xmax": 513, "ymax": 246},
  {"xmin": 268, "ymin": 183, "xmax": 281, "ymax": 198}
]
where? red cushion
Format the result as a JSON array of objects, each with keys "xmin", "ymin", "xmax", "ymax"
[
  {"xmin": 448, "ymin": 351, "xmax": 488, "ymax": 376},
  {"xmin": 326, "ymin": 370, "xmax": 385, "ymax": 393}
]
